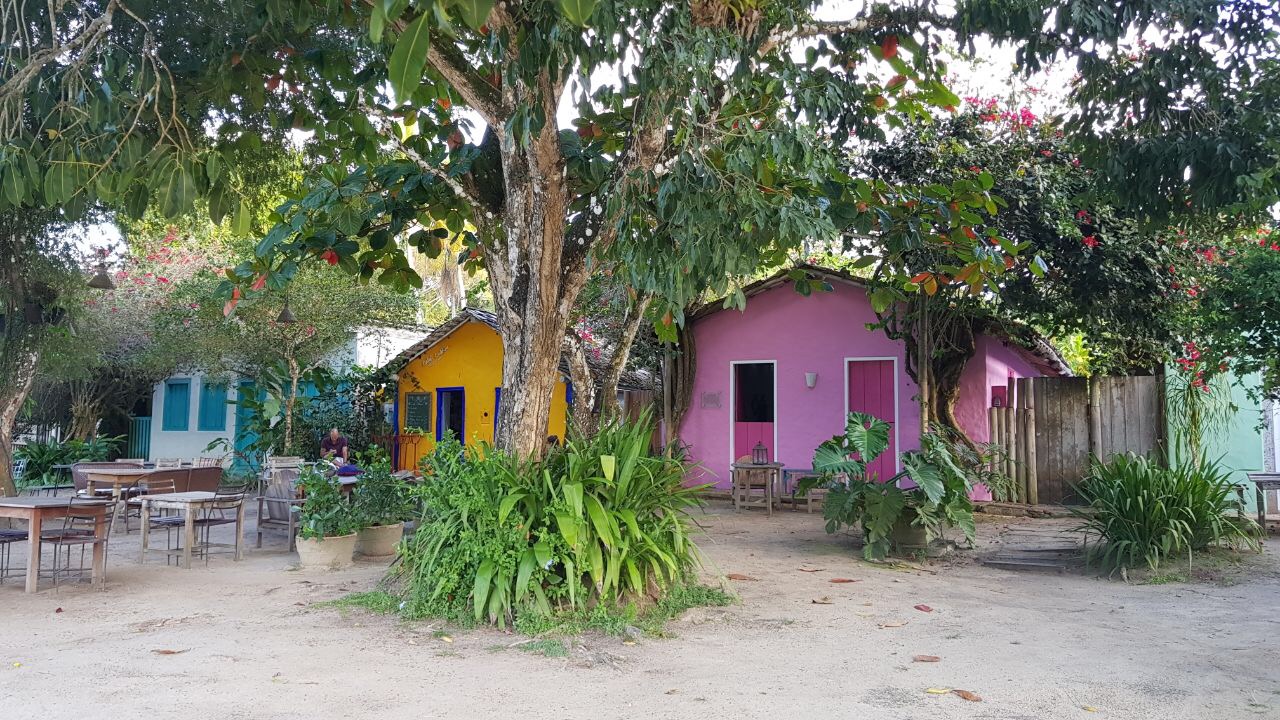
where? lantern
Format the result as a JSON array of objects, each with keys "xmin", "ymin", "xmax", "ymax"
[{"xmin": 752, "ymin": 441, "xmax": 768, "ymax": 465}]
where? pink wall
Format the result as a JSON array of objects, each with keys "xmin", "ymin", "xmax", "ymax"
[
  {"xmin": 954, "ymin": 335, "xmax": 1047, "ymax": 444},
  {"xmin": 679, "ymin": 282, "xmax": 921, "ymax": 488}
]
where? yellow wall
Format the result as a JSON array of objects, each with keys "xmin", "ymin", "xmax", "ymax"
[{"xmin": 395, "ymin": 320, "xmax": 568, "ymax": 470}]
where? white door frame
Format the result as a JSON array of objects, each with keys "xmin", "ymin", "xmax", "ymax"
[
  {"xmin": 843, "ymin": 357, "xmax": 901, "ymax": 473},
  {"xmin": 729, "ymin": 360, "xmax": 779, "ymax": 467}
]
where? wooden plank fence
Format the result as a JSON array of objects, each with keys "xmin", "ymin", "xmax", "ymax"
[{"xmin": 989, "ymin": 376, "xmax": 1165, "ymax": 505}]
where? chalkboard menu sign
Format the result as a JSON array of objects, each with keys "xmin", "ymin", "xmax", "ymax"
[{"xmin": 404, "ymin": 392, "xmax": 432, "ymax": 432}]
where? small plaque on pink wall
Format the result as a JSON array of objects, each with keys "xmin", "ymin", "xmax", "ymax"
[
  {"xmin": 700, "ymin": 392, "xmax": 722, "ymax": 409},
  {"xmin": 991, "ymin": 386, "xmax": 1008, "ymax": 407}
]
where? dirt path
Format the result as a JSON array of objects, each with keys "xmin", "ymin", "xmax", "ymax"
[{"xmin": 1, "ymin": 504, "xmax": 1277, "ymax": 719}]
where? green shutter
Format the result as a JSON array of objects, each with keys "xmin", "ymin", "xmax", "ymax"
[
  {"xmin": 198, "ymin": 381, "xmax": 228, "ymax": 431},
  {"xmin": 162, "ymin": 379, "xmax": 191, "ymax": 431}
]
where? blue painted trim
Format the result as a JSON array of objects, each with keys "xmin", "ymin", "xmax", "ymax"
[
  {"xmin": 197, "ymin": 380, "xmax": 228, "ymax": 432},
  {"xmin": 392, "ymin": 392, "xmax": 401, "ymax": 469},
  {"xmin": 566, "ymin": 380, "xmax": 574, "ymax": 407},
  {"xmin": 494, "ymin": 387, "xmax": 502, "ymax": 430},
  {"xmin": 435, "ymin": 386, "xmax": 466, "ymax": 442},
  {"xmin": 161, "ymin": 378, "xmax": 191, "ymax": 431}
]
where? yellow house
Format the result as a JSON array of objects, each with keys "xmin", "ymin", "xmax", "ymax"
[{"xmin": 386, "ymin": 308, "xmax": 654, "ymax": 471}]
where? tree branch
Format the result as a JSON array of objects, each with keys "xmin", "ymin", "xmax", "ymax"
[
  {"xmin": 426, "ymin": 42, "xmax": 503, "ymax": 127},
  {"xmin": 360, "ymin": 102, "xmax": 487, "ymax": 213}
]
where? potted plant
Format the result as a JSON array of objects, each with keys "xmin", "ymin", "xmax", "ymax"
[
  {"xmin": 798, "ymin": 412, "xmax": 976, "ymax": 559},
  {"xmin": 295, "ymin": 469, "xmax": 359, "ymax": 569},
  {"xmin": 352, "ymin": 450, "xmax": 414, "ymax": 557}
]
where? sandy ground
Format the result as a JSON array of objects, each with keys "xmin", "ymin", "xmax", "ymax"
[{"xmin": 1, "ymin": 502, "xmax": 1278, "ymax": 720}]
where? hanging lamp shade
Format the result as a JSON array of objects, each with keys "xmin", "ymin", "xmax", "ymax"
[{"xmin": 87, "ymin": 263, "xmax": 115, "ymax": 290}]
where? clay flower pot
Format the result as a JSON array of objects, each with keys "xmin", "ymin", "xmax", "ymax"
[
  {"xmin": 296, "ymin": 533, "xmax": 357, "ymax": 569},
  {"xmin": 355, "ymin": 522, "xmax": 405, "ymax": 557}
]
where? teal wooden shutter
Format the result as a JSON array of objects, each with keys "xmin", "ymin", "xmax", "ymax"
[
  {"xmin": 198, "ymin": 381, "xmax": 228, "ymax": 431},
  {"xmin": 162, "ymin": 379, "xmax": 191, "ymax": 431}
]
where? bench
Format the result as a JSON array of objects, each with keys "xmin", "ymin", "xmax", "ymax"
[{"xmin": 1248, "ymin": 472, "xmax": 1280, "ymax": 530}]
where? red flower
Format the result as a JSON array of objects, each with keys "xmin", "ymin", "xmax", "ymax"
[
  {"xmin": 1082, "ymin": 235, "xmax": 1099, "ymax": 248},
  {"xmin": 968, "ymin": 165, "xmax": 981, "ymax": 172},
  {"xmin": 157, "ymin": 277, "xmax": 170, "ymax": 284},
  {"xmin": 321, "ymin": 249, "xmax": 340, "ymax": 266},
  {"xmin": 1040, "ymin": 149, "xmax": 1053, "ymax": 157}
]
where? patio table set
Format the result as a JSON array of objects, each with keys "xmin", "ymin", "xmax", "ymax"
[{"xmin": 0, "ymin": 460, "xmax": 250, "ymax": 593}]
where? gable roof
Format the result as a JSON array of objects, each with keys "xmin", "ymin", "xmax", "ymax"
[
  {"xmin": 384, "ymin": 307, "xmax": 656, "ymax": 391},
  {"xmin": 692, "ymin": 264, "xmax": 1072, "ymax": 377}
]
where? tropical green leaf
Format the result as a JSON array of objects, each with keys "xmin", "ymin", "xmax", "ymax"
[
  {"xmin": 387, "ymin": 12, "xmax": 431, "ymax": 104},
  {"xmin": 558, "ymin": 0, "xmax": 597, "ymax": 26},
  {"xmin": 473, "ymin": 559, "xmax": 496, "ymax": 620},
  {"xmin": 453, "ymin": 0, "xmax": 496, "ymax": 30}
]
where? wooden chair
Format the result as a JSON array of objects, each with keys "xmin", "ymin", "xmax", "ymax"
[
  {"xmin": 123, "ymin": 471, "xmax": 183, "ymax": 533},
  {"xmin": 783, "ymin": 468, "xmax": 826, "ymax": 513},
  {"xmin": 153, "ymin": 458, "xmax": 182, "ymax": 469},
  {"xmin": 40, "ymin": 497, "xmax": 116, "ymax": 591},
  {"xmin": 257, "ymin": 467, "xmax": 303, "ymax": 551},
  {"xmin": 116, "ymin": 458, "xmax": 145, "ymax": 464},
  {"xmin": 194, "ymin": 485, "xmax": 249, "ymax": 564},
  {"xmin": 195, "ymin": 457, "xmax": 222, "ymax": 468}
]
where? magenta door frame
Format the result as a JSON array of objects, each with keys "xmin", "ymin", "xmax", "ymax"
[
  {"xmin": 729, "ymin": 360, "xmax": 777, "ymax": 466},
  {"xmin": 844, "ymin": 357, "xmax": 900, "ymax": 479}
]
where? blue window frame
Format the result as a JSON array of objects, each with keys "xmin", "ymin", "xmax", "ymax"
[
  {"xmin": 162, "ymin": 379, "xmax": 191, "ymax": 431},
  {"xmin": 436, "ymin": 387, "xmax": 466, "ymax": 442},
  {"xmin": 494, "ymin": 387, "xmax": 502, "ymax": 428},
  {"xmin": 197, "ymin": 380, "xmax": 228, "ymax": 432}
]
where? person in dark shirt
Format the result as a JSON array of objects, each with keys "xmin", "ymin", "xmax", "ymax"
[{"xmin": 320, "ymin": 427, "xmax": 349, "ymax": 462}]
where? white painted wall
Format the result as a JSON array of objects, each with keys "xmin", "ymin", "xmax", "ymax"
[{"xmin": 148, "ymin": 372, "xmax": 238, "ymax": 462}]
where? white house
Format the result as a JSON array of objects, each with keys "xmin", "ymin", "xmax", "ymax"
[{"xmin": 142, "ymin": 324, "xmax": 428, "ymax": 463}]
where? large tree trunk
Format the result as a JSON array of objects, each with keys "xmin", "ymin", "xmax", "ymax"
[
  {"xmin": 485, "ymin": 73, "xmax": 592, "ymax": 458},
  {"xmin": 0, "ymin": 359, "xmax": 37, "ymax": 497}
]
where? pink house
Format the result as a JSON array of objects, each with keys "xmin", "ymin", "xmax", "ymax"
[{"xmin": 676, "ymin": 266, "xmax": 1069, "ymax": 492}]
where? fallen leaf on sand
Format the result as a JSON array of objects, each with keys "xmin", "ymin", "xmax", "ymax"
[
  {"xmin": 811, "ymin": 597, "xmax": 833, "ymax": 605},
  {"xmin": 151, "ymin": 649, "xmax": 189, "ymax": 655},
  {"xmin": 11, "ymin": 662, "xmax": 21, "ymax": 668},
  {"xmin": 914, "ymin": 604, "xmax": 933, "ymax": 613},
  {"xmin": 440, "ymin": 635, "xmax": 454, "ymax": 643},
  {"xmin": 797, "ymin": 568, "xmax": 824, "ymax": 573},
  {"xmin": 925, "ymin": 688, "xmax": 950, "ymax": 695},
  {"xmin": 829, "ymin": 578, "xmax": 859, "ymax": 584},
  {"xmin": 878, "ymin": 621, "xmax": 908, "ymax": 629},
  {"xmin": 54, "ymin": 608, "xmax": 63, "ymax": 614},
  {"xmin": 1082, "ymin": 706, "xmax": 1097, "ymax": 713},
  {"xmin": 293, "ymin": 602, "xmax": 306, "ymax": 606},
  {"xmin": 665, "ymin": 689, "xmax": 679, "ymax": 695},
  {"xmin": 952, "ymin": 689, "xmax": 982, "ymax": 702},
  {"xmin": 912, "ymin": 655, "xmax": 941, "ymax": 663},
  {"xmin": 727, "ymin": 573, "xmax": 758, "ymax": 581}
]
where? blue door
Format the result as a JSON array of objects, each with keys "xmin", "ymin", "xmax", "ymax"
[
  {"xmin": 436, "ymin": 387, "xmax": 465, "ymax": 443},
  {"xmin": 233, "ymin": 380, "xmax": 261, "ymax": 475}
]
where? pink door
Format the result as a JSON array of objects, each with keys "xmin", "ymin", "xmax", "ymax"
[
  {"xmin": 847, "ymin": 359, "xmax": 896, "ymax": 482},
  {"xmin": 733, "ymin": 362, "xmax": 775, "ymax": 463}
]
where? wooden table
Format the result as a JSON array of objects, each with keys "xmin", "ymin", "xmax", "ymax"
[
  {"xmin": 0, "ymin": 497, "xmax": 110, "ymax": 593},
  {"xmin": 140, "ymin": 492, "xmax": 245, "ymax": 569},
  {"xmin": 731, "ymin": 462, "xmax": 784, "ymax": 517},
  {"xmin": 1249, "ymin": 472, "xmax": 1280, "ymax": 529},
  {"xmin": 83, "ymin": 467, "xmax": 152, "ymax": 532}
]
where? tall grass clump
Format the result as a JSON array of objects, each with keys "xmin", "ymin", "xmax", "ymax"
[
  {"xmin": 393, "ymin": 412, "xmax": 709, "ymax": 628},
  {"xmin": 1073, "ymin": 454, "xmax": 1260, "ymax": 573}
]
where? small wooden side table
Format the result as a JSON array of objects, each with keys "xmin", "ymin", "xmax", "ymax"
[{"xmin": 731, "ymin": 462, "xmax": 784, "ymax": 517}]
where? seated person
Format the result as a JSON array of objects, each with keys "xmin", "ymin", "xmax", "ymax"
[{"xmin": 320, "ymin": 427, "xmax": 350, "ymax": 463}]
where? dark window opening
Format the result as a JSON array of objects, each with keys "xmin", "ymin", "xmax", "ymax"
[{"xmin": 734, "ymin": 363, "xmax": 775, "ymax": 422}]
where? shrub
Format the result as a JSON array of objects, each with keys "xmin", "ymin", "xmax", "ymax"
[
  {"xmin": 352, "ymin": 447, "xmax": 414, "ymax": 527},
  {"xmin": 921, "ymin": 424, "xmax": 1015, "ymax": 502},
  {"xmin": 800, "ymin": 412, "xmax": 975, "ymax": 560},
  {"xmin": 296, "ymin": 469, "xmax": 358, "ymax": 539},
  {"xmin": 15, "ymin": 435, "xmax": 125, "ymax": 485},
  {"xmin": 1073, "ymin": 454, "xmax": 1261, "ymax": 573},
  {"xmin": 395, "ymin": 414, "xmax": 707, "ymax": 628}
]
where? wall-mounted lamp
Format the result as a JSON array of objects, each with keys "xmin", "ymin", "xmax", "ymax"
[{"xmin": 804, "ymin": 372, "xmax": 818, "ymax": 389}]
